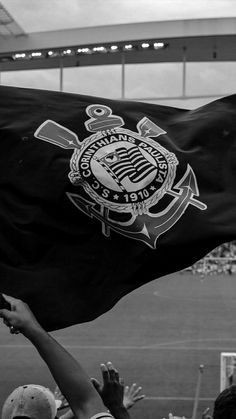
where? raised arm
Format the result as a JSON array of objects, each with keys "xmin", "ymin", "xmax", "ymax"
[{"xmin": 0, "ymin": 295, "xmax": 105, "ymax": 419}]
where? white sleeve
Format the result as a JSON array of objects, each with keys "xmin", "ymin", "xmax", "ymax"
[{"xmin": 89, "ymin": 413, "xmax": 114, "ymax": 419}]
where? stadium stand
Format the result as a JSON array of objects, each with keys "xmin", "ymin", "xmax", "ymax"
[{"xmin": 186, "ymin": 241, "xmax": 236, "ymax": 275}]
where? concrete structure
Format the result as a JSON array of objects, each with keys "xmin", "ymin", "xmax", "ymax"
[{"xmin": 0, "ymin": 15, "xmax": 235, "ymax": 102}]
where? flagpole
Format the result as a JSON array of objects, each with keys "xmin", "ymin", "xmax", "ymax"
[{"xmin": 192, "ymin": 364, "xmax": 204, "ymax": 419}]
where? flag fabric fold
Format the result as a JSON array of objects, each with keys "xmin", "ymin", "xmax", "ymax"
[{"xmin": 0, "ymin": 85, "xmax": 235, "ymax": 331}]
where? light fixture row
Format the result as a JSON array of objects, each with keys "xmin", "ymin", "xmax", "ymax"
[{"xmin": 12, "ymin": 41, "xmax": 166, "ymax": 60}]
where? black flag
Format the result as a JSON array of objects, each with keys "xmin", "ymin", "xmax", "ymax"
[{"xmin": 0, "ymin": 85, "xmax": 235, "ymax": 330}]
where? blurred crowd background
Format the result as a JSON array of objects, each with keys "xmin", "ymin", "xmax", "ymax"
[{"xmin": 186, "ymin": 241, "xmax": 236, "ymax": 275}]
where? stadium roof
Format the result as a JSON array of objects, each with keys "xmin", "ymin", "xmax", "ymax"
[
  {"xmin": 1, "ymin": 0, "xmax": 236, "ymax": 71},
  {"xmin": 0, "ymin": 2, "xmax": 24, "ymax": 36}
]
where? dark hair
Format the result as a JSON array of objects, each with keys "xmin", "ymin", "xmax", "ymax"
[{"xmin": 213, "ymin": 385, "xmax": 236, "ymax": 419}]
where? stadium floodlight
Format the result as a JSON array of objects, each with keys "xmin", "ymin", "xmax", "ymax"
[
  {"xmin": 9, "ymin": 39, "xmax": 168, "ymax": 63},
  {"xmin": 124, "ymin": 44, "xmax": 133, "ymax": 50},
  {"xmin": 31, "ymin": 52, "xmax": 42, "ymax": 58},
  {"xmin": 110, "ymin": 45, "xmax": 118, "ymax": 51},
  {"xmin": 77, "ymin": 47, "xmax": 91, "ymax": 54},
  {"xmin": 92, "ymin": 46, "xmax": 106, "ymax": 53},
  {"xmin": 153, "ymin": 42, "xmax": 165, "ymax": 49},
  {"xmin": 46, "ymin": 50, "xmax": 60, "ymax": 58},
  {"xmin": 62, "ymin": 49, "xmax": 73, "ymax": 55},
  {"xmin": 13, "ymin": 53, "xmax": 26, "ymax": 59}
]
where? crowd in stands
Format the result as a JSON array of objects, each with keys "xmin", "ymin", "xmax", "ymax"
[{"xmin": 186, "ymin": 241, "xmax": 236, "ymax": 275}]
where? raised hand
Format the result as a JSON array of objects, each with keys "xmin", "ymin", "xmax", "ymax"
[
  {"xmin": 91, "ymin": 362, "xmax": 130, "ymax": 419},
  {"xmin": 202, "ymin": 407, "xmax": 212, "ymax": 419},
  {"xmin": 0, "ymin": 294, "xmax": 41, "ymax": 336},
  {"xmin": 123, "ymin": 383, "xmax": 145, "ymax": 409},
  {"xmin": 91, "ymin": 362, "xmax": 124, "ymax": 410}
]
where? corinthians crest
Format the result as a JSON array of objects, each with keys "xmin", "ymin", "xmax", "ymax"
[{"xmin": 34, "ymin": 104, "xmax": 207, "ymax": 248}]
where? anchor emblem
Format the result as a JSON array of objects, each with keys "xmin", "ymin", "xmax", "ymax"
[{"xmin": 34, "ymin": 104, "xmax": 207, "ymax": 249}]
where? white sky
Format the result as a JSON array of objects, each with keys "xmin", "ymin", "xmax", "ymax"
[{"xmin": 2, "ymin": 0, "xmax": 236, "ymax": 33}]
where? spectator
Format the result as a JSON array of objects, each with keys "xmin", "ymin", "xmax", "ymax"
[
  {"xmin": 54, "ymin": 366, "xmax": 145, "ymax": 418},
  {"xmin": 2, "ymin": 384, "xmax": 59, "ymax": 419},
  {"xmin": 212, "ymin": 385, "xmax": 236, "ymax": 419},
  {"xmin": 91, "ymin": 365, "xmax": 145, "ymax": 412},
  {"xmin": 0, "ymin": 294, "xmax": 130, "ymax": 419}
]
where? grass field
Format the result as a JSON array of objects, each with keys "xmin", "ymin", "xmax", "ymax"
[{"xmin": 1, "ymin": 272, "xmax": 236, "ymax": 419}]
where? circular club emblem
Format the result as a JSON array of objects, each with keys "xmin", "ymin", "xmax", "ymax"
[{"xmin": 69, "ymin": 129, "xmax": 178, "ymax": 214}]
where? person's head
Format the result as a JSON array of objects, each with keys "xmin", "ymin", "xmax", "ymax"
[
  {"xmin": 1, "ymin": 384, "xmax": 58, "ymax": 419},
  {"xmin": 213, "ymin": 385, "xmax": 236, "ymax": 419}
]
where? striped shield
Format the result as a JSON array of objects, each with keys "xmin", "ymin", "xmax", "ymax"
[{"xmin": 98, "ymin": 145, "xmax": 156, "ymax": 185}]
